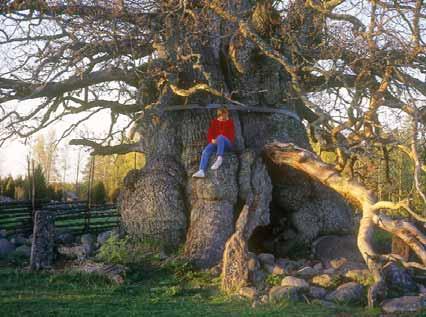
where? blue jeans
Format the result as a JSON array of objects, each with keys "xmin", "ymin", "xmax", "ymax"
[{"xmin": 199, "ymin": 135, "xmax": 232, "ymax": 171}]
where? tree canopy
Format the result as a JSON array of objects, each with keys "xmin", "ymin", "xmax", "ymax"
[{"xmin": 0, "ymin": 1, "xmax": 423, "ymax": 155}]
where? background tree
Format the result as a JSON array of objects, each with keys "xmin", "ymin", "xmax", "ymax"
[
  {"xmin": 33, "ymin": 130, "xmax": 59, "ymax": 184},
  {"xmin": 33, "ymin": 164, "xmax": 48, "ymax": 201},
  {"xmin": 92, "ymin": 181, "xmax": 107, "ymax": 204},
  {"xmin": 0, "ymin": 0, "xmax": 425, "ymax": 306},
  {"xmin": 2, "ymin": 175, "xmax": 15, "ymax": 199},
  {"xmin": 82, "ymin": 152, "xmax": 144, "ymax": 201}
]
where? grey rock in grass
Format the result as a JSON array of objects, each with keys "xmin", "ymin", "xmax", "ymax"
[
  {"xmin": 97, "ymin": 230, "xmax": 118, "ymax": 245},
  {"xmin": 10, "ymin": 234, "xmax": 29, "ymax": 246},
  {"xmin": 313, "ymin": 262, "xmax": 323, "ymax": 271},
  {"xmin": 382, "ymin": 262, "xmax": 418, "ymax": 296},
  {"xmin": 258, "ymin": 253, "xmax": 275, "ymax": 267},
  {"xmin": 239, "ymin": 286, "xmax": 257, "ymax": 300},
  {"xmin": 55, "ymin": 231, "xmax": 75, "ymax": 245},
  {"xmin": 81, "ymin": 233, "xmax": 95, "ymax": 257},
  {"xmin": 0, "ymin": 238, "xmax": 15, "ymax": 257},
  {"xmin": 247, "ymin": 257, "xmax": 260, "ymax": 271},
  {"xmin": 58, "ymin": 245, "xmax": 87, "ymax": 261},
  {"xmin": 309, "ymin": 286, "xmax": 327, "ymax": 299},
  {"xmin": 269, "ymin": 286, "xmax": 300, "ymax": 303},
  {"xmin": 296, "ymin": 266, "xmax": 318, "ymax": 278},
  {"xmin": 14, "ymin": 245, "xmax": 31, "ymax": 257},
  {"xmin": 249, "ymin": 269, "xmax": 267, "ymax": 288},
  {"xmin": 281, "ymin": 276, "xmax": 309, "ymax": 289},
  {"xmin": 81, "ymin": 233, "xmax": 95, "ymax": 246},
  {"xmin": 325, "ymin": 282, "xmax": 364, "ymax": 304},
  {"xmin": 381, "ymin": 295, "xmax": 426, "ymax": 314}
]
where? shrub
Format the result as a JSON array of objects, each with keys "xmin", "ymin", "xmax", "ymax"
[
  {"xmin": 92, "ymin": 181, "xmax": 107, "ymax": 204},
  {"xmin": 266, "ymin": 274, "xmax": 283, "ymax": 287},
  {"xmin": 96, "ymin": 235, "xmax": 165, "ymax": 265},
  {"xmin": 96, "ymin": 234, "xmax": 129, "ymax": 264}
]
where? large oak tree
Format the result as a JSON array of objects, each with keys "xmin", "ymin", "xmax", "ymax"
[{"xmin": 0, "ymin": 0, "xmax": 425, "ymax": 306}]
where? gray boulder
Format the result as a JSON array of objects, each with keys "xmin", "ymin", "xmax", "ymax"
[
  {"xmin": 249, "ymin": 269, "xmax": 267, "ymax": 288},
  {"xmin": 0, "ymin": 238, "xmax": 15, "ymax": 257},
  {"xmin": 239, "ymin": 287, "xmax": 257, "ymax": 300},
  {"xmin": 382, "ymin": 262, "xmax": 418, "ymax": 296},
  {"xmin": 81, "ymin": 233, "xmax": 95, "ymax": 257},
  {"xmin": 14, "ymin": 245, "xmax": 31, "ymax": 257},
  {"xmin": 281, "ymin": 276, "xmax": 309, "ymax": 289},
  {"xmin": 56, "ymin": 231, "xmax": 75, "ymax": 245},
  {"xmin": 81, "ymin": 233, "xmax": 95, "ymax": 246},
  {"xmin": 258, "ymin": 253, "xmax": 275, "ymax": 267},
  {"xmin": 10, "ymin": 234, "xmax": 30, "ymax": 246},
  {"xmin": 97, "ymin": 230, "xmax": 116, "ymax": 245},
  {"xmin": 381, "ymin": 295, "xmax": 426, "ymax": 314},
  {"xmin": 0, "ymin": 229, "xmax": 6, "ymax": 238},
  {"xmin": 296, "ymin": 266, "xmax": 318, "ymax": 278},
  {"xmin": 269, "ymin": 286, "xmax": 300, "ymax": 303},
  {"xmin": 309, "ymin": 286, "xmax": 327, "ymax": 299},
  {"xmin": 247, "ymin": 256, "xmax": 260, "ymax": 271},
  {"xmin": 58, "ymin": 245, "xmax": 89, "ymax": 261},
  {"xmin": 325, "ymin": 282, "xmax": 364, "ymax": 304}
]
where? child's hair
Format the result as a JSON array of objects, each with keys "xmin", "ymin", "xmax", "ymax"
[{"xmin": 217, "ymin": 106, "xmax": 229, "ymax": 116}]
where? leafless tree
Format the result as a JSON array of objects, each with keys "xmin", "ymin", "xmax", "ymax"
[{"xmin": 0, "ymin": 0, "xmax": 425, "ymax": 306}]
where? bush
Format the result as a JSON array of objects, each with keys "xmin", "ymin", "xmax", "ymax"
[
  {"xmin": 96, "ymin": 234, "xmax": 129, "ymax": 264},
  {"xmin": 266, "ymin": 274, "xmax": 283, "ymax": 287},
  {"xmin": 96, "ymin": 235, "xmax": 165, "ymax": 265},
  {"xmin": 92, "ymin": 182, "xmax": 107, "ymax": 204}
]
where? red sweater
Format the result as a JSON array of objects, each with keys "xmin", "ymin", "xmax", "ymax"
[{"xmin": 207, "ymin": 118, "xmax": 235, "ymax": 144}]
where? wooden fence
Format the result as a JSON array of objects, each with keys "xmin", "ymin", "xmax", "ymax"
[{"xmin": 0, "ymin": 201, "xmax": 120, "ymax": 236}]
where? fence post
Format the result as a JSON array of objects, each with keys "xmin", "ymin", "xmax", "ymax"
[
  {"xmin": 31, "ymin": 160, "xmax": 36, "ymax": 224},
  {"xmin": 30, "ymin": 209, "xmax": 55, "ymax": 270},
  {"xmin": 86, "ymin": 156, "xmax": 95, "ymax": 232}
]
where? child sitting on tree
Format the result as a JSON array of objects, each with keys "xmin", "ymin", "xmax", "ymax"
[{"xmin": 192, "ymin": 106, "xmax": 235, "ymax": 178}]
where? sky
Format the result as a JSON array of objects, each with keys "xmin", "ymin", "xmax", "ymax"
[{"xmin": 0, "ymin": 108, "xmax": 126, "ymax": 180}]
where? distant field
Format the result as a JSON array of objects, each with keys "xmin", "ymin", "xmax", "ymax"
[{"xmin": 0, "ymin": 263, "xmax": 399, "ymax": 317}]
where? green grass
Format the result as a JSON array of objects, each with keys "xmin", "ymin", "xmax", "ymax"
[{"xmin": 0, "ymin": 262, "xmax": 389, "ymax": 317}]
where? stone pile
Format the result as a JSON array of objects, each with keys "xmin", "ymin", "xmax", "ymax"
[
  {"xmin": 0, "ymin": 226, "xmax": 121, "ymax": 263},
  {"xmin": 238, "ymin": 250, "xmax": 425, "ymax": 314}
]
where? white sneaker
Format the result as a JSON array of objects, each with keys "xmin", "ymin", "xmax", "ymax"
[
  {"xmin": 192, "ymin": 170, "xmax": 206, "ymax": 178},
  {"xmin": 211, "ymin": 156, "xmax": 223, "ymax": 170}
]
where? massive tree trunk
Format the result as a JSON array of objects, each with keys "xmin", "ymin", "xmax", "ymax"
[{"xmin": 119, "ymin": 0, "xmax": 353, "ymax": 274}]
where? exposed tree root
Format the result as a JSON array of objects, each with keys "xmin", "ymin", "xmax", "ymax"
[{"xmin": 264, "ymin": 142, "xmax": 426, "ymax": 307}]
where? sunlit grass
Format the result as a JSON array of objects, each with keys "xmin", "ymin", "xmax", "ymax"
[{"xmin": 0, "ymin": 264, "xmax": 396, "ymax": 317}]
